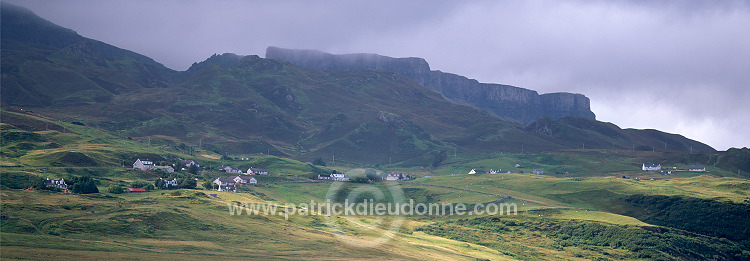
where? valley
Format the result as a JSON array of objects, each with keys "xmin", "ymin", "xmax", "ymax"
[
  {"xmin": 2, "ymin": 2, "xmax": 750, "ymax": 260},
  {"xmin": 2, "ymin": 110, "xmax": 749, "ymax": 260}
]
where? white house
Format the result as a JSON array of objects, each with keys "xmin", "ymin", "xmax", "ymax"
[
  {"xmin": 157, "ymin": 178, "xmax": 178, "ymax": 188},
  {"xmin": 133, "ymin": 159, "xmax": 155, "ymax": 170},
  {"xmin": 468, "ymin": 169, "xmax": 476, "ymax": 174},
  {"xmin": 246, "ymin": 168, "xmax": 269, "ymax": 175},
  {"xmin": 689, "ymin": 166, "xmax": 706, "ymax": 172},
  {"xmin": 330, "ymin": 173, "xmax": 350, "ymax": 181},
  {"xmin": 533, "ymin": 169, "xmax": 544, "ymax": 175},
  {"xmin": 162, "ymin": 178, "xmax": 178, "ymax": 188},
  {"xmin": 213, "ymin": 177, "xmax": 236, "ymax": 192},
  {"xmin": 385, "ymin": 173, "xmax": 407, "ymax": 181},
  {"xmin": 219, "ymin": 166, "xmax": 243, "ymax": 174},
  {"xmin": 45, "ymin": 178, "xmax": 68, "ymax": 190},
  {"xmin": 213, "ymin": 178, "xmax": 235, "ymax": 186},
  {"xmin": 180, "ymin": 159, "xmax": 200, "ymax": 168},
  {"xmin": 642, "ymin": 164, "xmax": 662, "ymax": 171},
  {"xmin": 318, "ymin": 174, "xmax": 331, "ymax": 180},
  {"xmin": 231, "ymin": 175, "xmax": 257, "ymax": 185}
]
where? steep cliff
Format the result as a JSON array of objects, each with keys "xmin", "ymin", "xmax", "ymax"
[
  {"xmin": 266, "ymin": 46, "xmax": 596, "ymax": 124},
  {"xmin": 540, "ymin": 93, "xmax": 596, "ymax": 120},
  {"xmin": 265, "ymin": 46, "xmax": 432, "ymax": 85}
]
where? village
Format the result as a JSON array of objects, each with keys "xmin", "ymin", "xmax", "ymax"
[
  {"xmin": 130, "ymin": 158, "xmax": 411, "ymax": 193},
  {"xmin": 39, "ymin": 158, "xmax": 710, "ymax": 194},
  {"xmin": 468, "ymin": 163, "xmax": 708, "ymax": 177}
]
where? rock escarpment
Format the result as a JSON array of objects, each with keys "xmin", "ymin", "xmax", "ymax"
[{"xmin": 266, "ymin": 46, "xmax": 595, "ymax": 124}]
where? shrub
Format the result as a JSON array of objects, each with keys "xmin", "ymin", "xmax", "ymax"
[
  {"xmin": 70, "ymin": 176, "xmax": 99, "ymax": 194},
  {"xmin": 107, "ymin": 185, "xmax": 125, "ymax": 194}
]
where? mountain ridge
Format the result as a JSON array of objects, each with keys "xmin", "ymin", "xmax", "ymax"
[
  {"xmin": 266, "ymin": 46, "xmax": 596, "ymax": 124},
  {"xmin": 1, "ymin": 3, "xmax": 715, "ymax": 167}
]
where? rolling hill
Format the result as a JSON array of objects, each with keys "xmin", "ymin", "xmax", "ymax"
[
  {"xmin": 2, "ymin": 85, "xmax": 749, "ymax": 260},
  {"xmin": 2, "ymin": 3, "xmax": 749, "ymax": 260},
  {"xmin": 1, "ymin": 111, "xmax": 748, "ymax": 260}
]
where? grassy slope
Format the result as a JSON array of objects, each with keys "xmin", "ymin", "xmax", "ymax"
[
  {"xmin": 3, "ymin": 111, "xmax": 749, "ymax": 260},
  {"xmin": 431, "ymin": 149, "xmax": 744, "ymax": 178},
  {"xmin": 1, "ymin": 187, "xmax": 518, "ymax": 260},
  {"xmin": 0, "ymin": 110, "xmax": 514, "ymax": 260},
  {"xmin": 412, "ymin": 172, "xmax": 749, "ymax": 206}
]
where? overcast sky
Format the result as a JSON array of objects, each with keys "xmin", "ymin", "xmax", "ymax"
[{"xmin": 7, "ymin": 0, "xmax": 750, "ymax": 150}]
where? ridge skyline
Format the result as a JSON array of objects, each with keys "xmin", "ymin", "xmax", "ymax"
[{"xmin": 3, "ymin": 0, "xmax": 748, "ymax": 150}]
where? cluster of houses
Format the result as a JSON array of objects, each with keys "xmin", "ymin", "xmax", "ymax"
[
  {"xmin": 45, "ymin": 178, "xmax": 68, "ymax": 190},
  {"xmin": 214, "ymin": 164, "xmax": 269, "ymax": 175},
  {"xmin": 385, "ymin": 173, "xmax": 410, "ymax": 181},
  {"xmin": 316, "ymin": 172, "xmax": 410, "ymax": 181},
  {"xmin": 213, "ymin": 175, "xmax": 258, "ymax": 192},
  {"xmin": 641, "ymin": 164, "xmax": 707, "ymax": 172},
  {"xmin": 211, "ymin": 167, "xmax": 269, "ymax": 192},
  {"xmin": 132, "ymin": 159, "xmax": 203, "ymax": 173},
  {"xmin": 317, "ymin": 173, "xmax": 350, "ymax": 181},
  {"xmin": 468, "ymin": 167, "xmax": 545, "ymax": 175}
]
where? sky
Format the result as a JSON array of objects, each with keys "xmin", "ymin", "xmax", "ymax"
[{"xmin": 6, "ymin": 0, "xmax": 750, "ymax": 150}]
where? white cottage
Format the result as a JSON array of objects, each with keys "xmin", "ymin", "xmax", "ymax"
[
  {"xmin": 330, "ymin": 173, "xmax": 350, "ymax": 181},
  {"xmin": 246, "ymin": 168, "xmax": 269, "ymax": 175},
  {"xmin": 133, "ymin": 159, "xmax": 155, "ymax": 170},
  {"xmin": 642, "ymin": 164, "xmax": 662, "ymax": 171}
]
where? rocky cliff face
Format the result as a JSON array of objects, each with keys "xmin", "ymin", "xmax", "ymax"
[
  {"xmin": 265, "ymin": 46, "xmax": 432, "ymax": 84},
  {"xmin": 540, "ymin": 93, "xmax": 595, "ymax": 120},
  {"xmin": 266, "ymin": 46, "xmax": 595, "ymax": 124}
]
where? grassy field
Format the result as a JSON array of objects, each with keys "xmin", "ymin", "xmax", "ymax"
[
  {"xmin": 3, "ymin": 171, "xmax": 750, "ymax": 260},
  {"xmin": 1, "ymin": 187, "xmax": 523, "ymax": 260},
  {"xmin": 412, "ymin": 172, "xmax": 750, "ymax": 204}
]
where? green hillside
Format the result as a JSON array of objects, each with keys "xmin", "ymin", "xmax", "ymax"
[
  {"xmin": 3, "ymin": 3, "xmax": 750, "ymax": 260},
  {"xmin": 1, "ymin": 110, "xmax": 749, "ymax": 260}
]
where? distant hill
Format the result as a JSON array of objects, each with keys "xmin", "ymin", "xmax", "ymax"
[
  {"xmin": 0, "ymin": 2, "xmax": 177, "ymax": 107},
  {"xmin": 1, "ymin": 3, "xmax": 715, "ymax": 166},
  {"xmin": 525, "ymin": 116, "xmax": 715, "ymax": 153}
]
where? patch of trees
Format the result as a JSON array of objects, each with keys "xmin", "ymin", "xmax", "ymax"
[
  {"xmin": 313, "ymin": 158, "xmax": 326, "ymax": 166},
  {"xmin": 69, "ymin": 176, "xmax": 99, "ymax": 194},
  {"xmin": 153, "ymin": 175, "xmax": 198, "ymax": 189}
]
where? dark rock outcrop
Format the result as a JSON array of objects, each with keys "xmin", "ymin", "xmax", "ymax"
[
  {"xmin": 540, "ymin": 92, "xmax": 595, "ymax": 120},
  {"xmin": 266, "ymin": 46, "xmax": 596, "ymax": 124}
]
